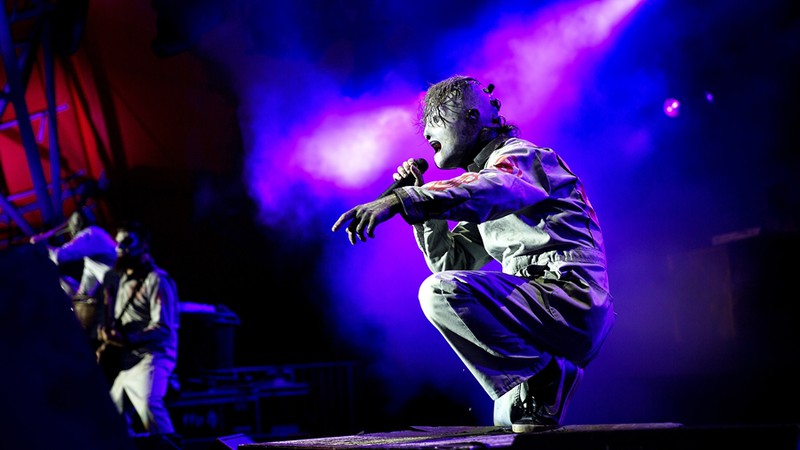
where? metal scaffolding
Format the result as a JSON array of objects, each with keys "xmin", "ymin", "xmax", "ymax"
[{"xmin": 0, "ymin": 0, "xmax": 82, "ymax": 244}]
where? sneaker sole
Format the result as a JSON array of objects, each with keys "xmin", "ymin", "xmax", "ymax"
[
  {"xmin": 511, "ymin": 422, "xmax": 557, "ymax": 433},
  {"xmin": 511, "ymin": 360, "xmax": 584, "ymax": 433}
]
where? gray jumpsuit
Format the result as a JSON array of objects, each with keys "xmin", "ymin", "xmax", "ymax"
[{"xmin": 395, "ymin": 135, "xmax": 615, "ymax": 406}]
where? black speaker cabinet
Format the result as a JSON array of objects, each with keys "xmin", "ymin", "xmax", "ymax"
[
  {"xmin": 666, "ymin": 230, "xmax": 800, "ymax": 424},
  {"xmin": 178, "ymin": 303, "xmax": 240, "ymax": 378}
]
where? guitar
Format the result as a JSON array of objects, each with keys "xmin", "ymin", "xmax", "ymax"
[{"xmin": 96, "ymin": 326, "xmax": 126, "ymax": 383}]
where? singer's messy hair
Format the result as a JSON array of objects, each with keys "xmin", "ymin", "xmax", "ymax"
[{"xmin": 417, "ymin": 75, "xmax": 518, "ymax": 137}]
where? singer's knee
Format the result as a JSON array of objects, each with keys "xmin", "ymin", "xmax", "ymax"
[
  {"xmin": 419, "ymin": 272, "xmax": 464, "ymax": 324},
  {"xmin": 418, "ymin": 274, "xmax": 438, "ymax": 321}
]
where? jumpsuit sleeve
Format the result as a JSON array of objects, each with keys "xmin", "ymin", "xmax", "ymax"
[
  {"xmin": 396, "ymin": 141, "xmax": 553, "ymax": 273},
  {"xmin": 395, "ymin": 144, "xmax": 552, "ymax": 224},
  {"xmin": 412, "ymin": 220, "xmax": 494, "ymax": 272}
]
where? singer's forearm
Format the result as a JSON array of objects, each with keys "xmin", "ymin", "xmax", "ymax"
[{"xmin": 388, "ymin": 192, "xmax": 404, "ymax": 216}]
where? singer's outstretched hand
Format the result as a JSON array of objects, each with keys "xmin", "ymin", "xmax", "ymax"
[
  {"xmin": 331, "ymin": 195, "xmax": 400, "ymax": 244},
  {"xmin": 332, "ymin": 158, "xmax": 426, "ymax": 245}
]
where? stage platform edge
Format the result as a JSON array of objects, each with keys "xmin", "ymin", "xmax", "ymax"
[{"xmin": 235, "ymin": 422, "xmax": 800, "ymax": 449}]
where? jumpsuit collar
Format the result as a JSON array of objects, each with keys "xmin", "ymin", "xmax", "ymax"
[{"xmin": 467, "ymin": 135, "xmax": 511, "ymax": 172}]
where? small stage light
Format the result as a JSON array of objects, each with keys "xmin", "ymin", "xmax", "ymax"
[{"xmin": 663, "ymin": 98, "xmax": 680, "ymax": 118}]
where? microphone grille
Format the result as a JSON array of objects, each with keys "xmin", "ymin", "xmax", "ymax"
[{"xmin": 414, "ymin": 158, "xmax": 429, "ymax": 173}]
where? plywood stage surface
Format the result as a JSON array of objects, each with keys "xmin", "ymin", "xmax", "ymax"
[{"xmin": 236, "ymin": 422, "xmax": 800, "ymax": 449}]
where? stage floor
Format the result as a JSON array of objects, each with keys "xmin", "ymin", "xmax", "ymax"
[{"xmin": 238, "ymin": 422, "xmax": 800, "ymax": 449}]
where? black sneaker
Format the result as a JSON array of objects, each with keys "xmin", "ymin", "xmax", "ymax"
[{"xmin": 511, "ymin": 357, "xmax": 584, "ymax": 433}]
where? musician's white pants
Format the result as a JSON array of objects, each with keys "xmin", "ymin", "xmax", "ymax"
[{"xmin": 109, "ymin": 353, "xmax": 175, "ymax": 435}]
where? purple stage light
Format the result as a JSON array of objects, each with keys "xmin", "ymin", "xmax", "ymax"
[{"xmin": 663, "ymin": 98, "xmax": 680, "ymax": 117}]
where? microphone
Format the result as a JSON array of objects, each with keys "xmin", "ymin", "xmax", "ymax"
[{"xmin": 377, "ymin": 158, "xmax": 429, "ymax": 198}]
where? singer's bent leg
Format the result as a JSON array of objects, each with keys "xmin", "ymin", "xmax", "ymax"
[
  {"xmin": 418, "ymin": 270, "xmax": 555, "ymax": 401},
  {"xmin": 419, "ymin": 264, "xmax": 615, "ymax": 427}
]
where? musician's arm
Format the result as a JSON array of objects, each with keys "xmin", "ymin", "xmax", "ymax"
[{"xmin": 122, "ymin": 274, "xmax": 178, "ymax": 350}]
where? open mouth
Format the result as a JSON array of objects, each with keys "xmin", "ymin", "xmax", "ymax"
[{"xmin": 430, "ymin": 140, "xmax": 441, "ymax": 151}]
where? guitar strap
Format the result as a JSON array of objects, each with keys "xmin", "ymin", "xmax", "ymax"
[
  {"xmin": 100, "ymin": 274, "xmax": 148, "ymax": 374},
  {"xmin": 111, "ymin": 274, "xmax": 148, "ymax": 329},
  {"xmin": 103, "ymin": 268, "xmax": 151, "ymax": 336}
]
